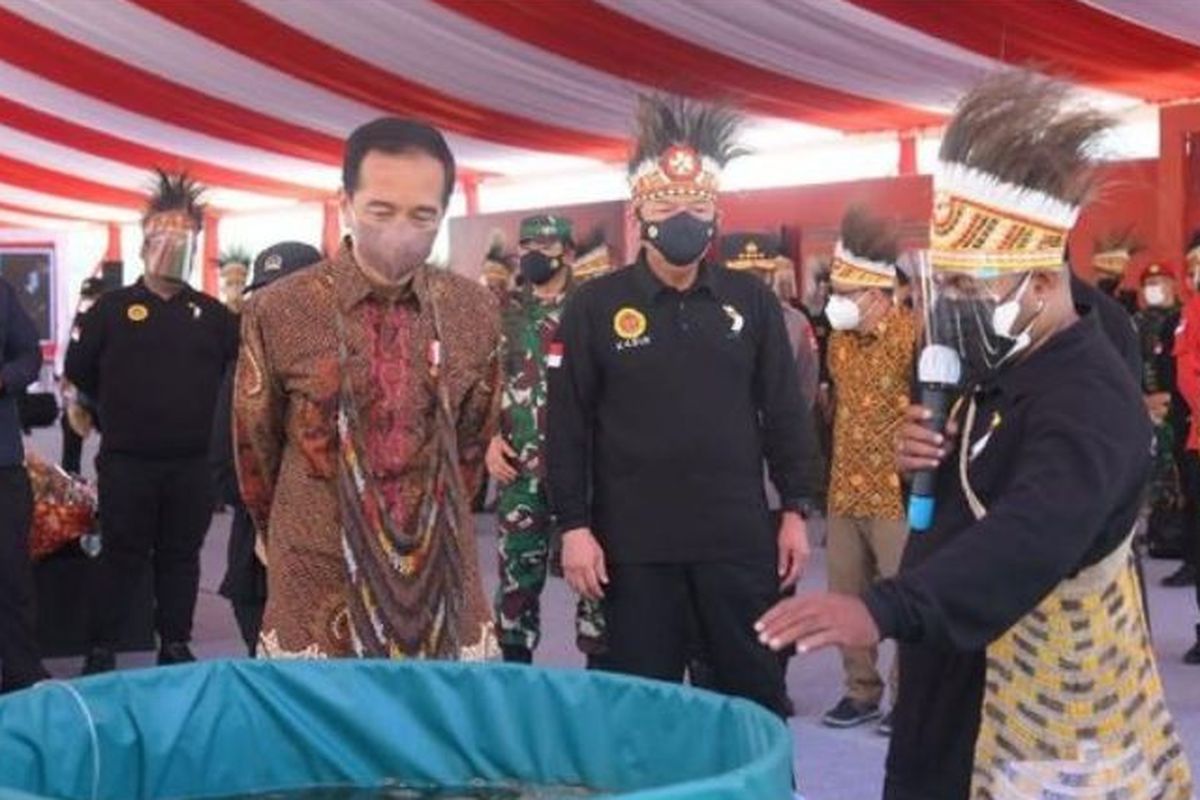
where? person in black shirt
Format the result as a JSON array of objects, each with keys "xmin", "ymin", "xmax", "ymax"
[
  {"xmin": 210, "ymin": 241, "xmax": 321, "ymax": 656},
  {"xmin": 0, "ymin": 278, "xmax": 48, "ymax": 692},
  {"xmin": 756, "ymin": 74, "xmax": 1191, "ymax": 798},
  {"xmin": 60, "ymin": 277, "xmax": 107, "ymax": 475},
  {"xmin": 65, "ymin": 171, "xmax": 238, "ymax": 673},
  {"xmin": 547, "ymin": 96, "xmax": 821, "ymax": 716}
]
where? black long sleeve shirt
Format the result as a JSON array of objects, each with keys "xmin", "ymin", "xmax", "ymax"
[
  {"xmin": 546, "ymin": 255, "xmax": 823, "ymax": 564},
  {"xmin": 864, "ymin": 311, "xmax": 1151, "ymax": 798},
  {"xmin": 65, "ymin": 279, "xmax": 238, "ymax": 460},
  {"xmin": 0, "ymin": 278, "xmax": 42, "ymax": 467}
]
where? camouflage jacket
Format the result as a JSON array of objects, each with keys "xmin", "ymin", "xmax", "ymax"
[{"xmin": 500, "ymin": 284, "xmax": 569, "ymax": 478}]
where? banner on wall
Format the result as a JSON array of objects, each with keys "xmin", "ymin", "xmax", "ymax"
[{"xmin": 0, "ymin": 245, "xmax": 55, "ymax": 342}]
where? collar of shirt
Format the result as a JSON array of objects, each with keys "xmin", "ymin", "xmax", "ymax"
[
  {"xmin": 982, "ymin": 309, "xmax": 1103, "ymax": 400},
  {"xmin": 631, "ymin": 249, "xmax": 721, "ymax": 303},
  {"xmin": 331, "ymin": 237, "xmax": 430, "ymax": 313},
  {"xmin": 132, "ymin": 277, "xmax": 198, "ymax": 306}
]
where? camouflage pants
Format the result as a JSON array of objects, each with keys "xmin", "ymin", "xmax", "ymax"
[
  {"xmin": 494, "ymin": 475, "xmax": 606, "ymax": 654},
  {"xmin": 1149, "ymin": 421, "xmax": 1182, "ymax": 515}
]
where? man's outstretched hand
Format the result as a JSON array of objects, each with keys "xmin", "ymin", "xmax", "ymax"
[{"xmin": 755, "ymin": 592, "xmax": 881, "ymax": 653}]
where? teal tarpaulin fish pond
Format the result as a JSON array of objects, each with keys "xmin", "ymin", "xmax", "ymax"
[{"xmin": 0, "ymin": 660, "xmax": 793, "ymax": 800}]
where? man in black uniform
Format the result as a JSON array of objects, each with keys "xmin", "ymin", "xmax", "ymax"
[
  {"xmin": 210, "ymin": 241, "xmax": 321, "ymax": 656},
  {"xmin": 66, "ymin": 170, "xmax": 238, "ymax": 672},
  {"xmin": 0, "ymin": 277, "xmax": 47, "ymax": 692},
  {"xmin": 756, "ymin": 74, "xmax": 1190, "ymax": 798},
  {"xmin": 547, "ymin": 95, "xmax": 822, "ymax": 716}
]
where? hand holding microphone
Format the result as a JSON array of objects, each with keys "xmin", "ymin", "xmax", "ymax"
[{"xmin": 901, "ymin": 345, "xmax": 962, "ymax": 532}]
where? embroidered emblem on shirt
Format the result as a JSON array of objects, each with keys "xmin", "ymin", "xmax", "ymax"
[
  {"xmin": 613, "ymin": 307, "xmax": 648, "ymax": 340},
  {"xmin": 127, "ymin": 304, "xmax": 148, "ymax": 322},
  {"xmin": 722, "ymin": 304, "xmax": 745, "ymax": 336}
]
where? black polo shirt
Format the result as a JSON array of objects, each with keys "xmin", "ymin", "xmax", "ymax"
[
  {"xmin": 546, "ymin": 255, "xmax": 822, "ymax": 564},
  {"xmin": 863, "ymin": 310, "xmax": 1152, "ymax": 798},
  {"xmin": 65, "ymin": 279, "xmax": 237, "ymax": 459}
]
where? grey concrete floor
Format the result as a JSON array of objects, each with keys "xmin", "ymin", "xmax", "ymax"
[
  {"xmin": 39, "ymin": 508, "xmax": 1199, "ymax": 800},
  {"xmin": 31, "ymin": 432, "xmax": 1200, "ymax": 799}
]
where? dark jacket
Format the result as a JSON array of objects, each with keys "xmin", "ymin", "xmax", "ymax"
[{"xmin": 0, "ymin": 279, "xmax": 42, "ymax": 467}]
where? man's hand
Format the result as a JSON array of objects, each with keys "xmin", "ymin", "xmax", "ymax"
[
  {"xmin": 895, "ymin": 403, "xmax": 959, "ymax": 476},
  {"xmin": 1146, "ymin": 392, "xmax": 1171, "ymax": 425},
  {"xmin": 485, "ymin": 435, "xmax": 519, "ymax": 484},
  {"xmin": 67, "ymin": 403, "xmax": 94, "ymax": 438},
  {"xmin": 777, "ymin": 511, "xmax": 809, "ymax": 588},
  {"xmin": 561, "ymin": 528, "xmax": 608, "ymax": 601},
  {"xmin": 755, "ymin": 592, "xmax": 880, "ymax": 653}
]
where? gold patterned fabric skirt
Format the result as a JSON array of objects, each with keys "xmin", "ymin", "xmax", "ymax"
[{"xmin": 972, "ymin": 537, "xmax": 1192, "ymax": 799}]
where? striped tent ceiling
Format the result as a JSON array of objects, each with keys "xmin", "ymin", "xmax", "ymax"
[{"xmin": 0, "ymin": 0, "xmax": 1196, "ymax": 228}]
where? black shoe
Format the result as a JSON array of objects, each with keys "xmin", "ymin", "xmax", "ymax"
[
  {"xmin": 82, "ymin": 647, "xmax": 115, "ymax": 676},
  {"xmin": 500, "ymin": 645, "xmax": 532, "ymax": 664},
  {"xmin": 157, "ymin": 642, "xmax": 196, "ymax": 666},
  {"xmin": 1162, "ymin": 564, "xmax": 1196, "ymax": 588},
  {"xmin": 822, "ymin": 696, "xmax": 882, "ymax": 728},
  {"xmin": 878, "ymin": 711, "xmax": 893, "ymax": 736}
]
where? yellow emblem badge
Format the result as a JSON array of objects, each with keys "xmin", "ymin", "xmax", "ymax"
[
  {"xmin": 127, "ymin": 304, "xmax": 149, "ymax": 323},
  {"xmin": 613, "ymin": 307, "xmax": 647, "ymax": 340}
]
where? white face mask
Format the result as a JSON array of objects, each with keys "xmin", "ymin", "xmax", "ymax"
[
  {"xmin": 1144, "ymin": 285, "xmax": 1168, "ymax": 308},
  {"xmin": 989, "ymin": 272, "xmax": 1038, "ymax": 363},
  {"xmin": 825, "ymin": 294, "xmax": 862, "ymax": 331}
]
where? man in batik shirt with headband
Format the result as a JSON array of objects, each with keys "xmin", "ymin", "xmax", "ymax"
[{"xmin": 756, "ymin": 73, "xmax": 1191, "ymax": 798}]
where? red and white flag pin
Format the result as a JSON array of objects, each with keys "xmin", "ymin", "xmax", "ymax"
[{"xmin": 547, "ymin": 342, "xmax": 564, "ymax": 368}]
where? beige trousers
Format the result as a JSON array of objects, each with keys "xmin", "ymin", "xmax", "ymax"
[{"xmin": 827, "ymin": 516, "xmax": 907, "ymax": 706}]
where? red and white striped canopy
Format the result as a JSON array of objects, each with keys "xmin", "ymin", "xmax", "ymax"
[{"xmin": 0, "ymin": 0, "xmax": 1196, "ymax": 228}]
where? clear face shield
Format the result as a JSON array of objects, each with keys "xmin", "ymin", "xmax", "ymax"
[
  {"xmin": 914, "ymin": 252, "xmax": 1043, "ymax": 385},
  {"xmin": 143, "ymin": 228, "xmax": 198, "ymax": 285}
]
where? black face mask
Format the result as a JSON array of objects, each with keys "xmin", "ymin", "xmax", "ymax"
[
  {"xmin": 519, "ymin": 251, "xmax": 561, "ymax": 286},
  {"xmin": 642, "ymin": 212, "xmax": 714, "ymax": 267}
]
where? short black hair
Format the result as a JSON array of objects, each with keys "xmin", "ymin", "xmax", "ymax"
[{"xmin": 343, "ymin": 117, "xmax": 456, "ymax": 208}]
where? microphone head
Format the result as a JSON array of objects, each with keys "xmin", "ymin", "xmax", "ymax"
[{"xmin": 918, "ymin": 344, "xmax": 962, "ymax": 385}]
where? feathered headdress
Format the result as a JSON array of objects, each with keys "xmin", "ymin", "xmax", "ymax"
[
  {"xmin": 628, "ymin": 94, "xmax": 747, "ymax": 204},
  {"xmin": 143, "ymin": 168, "xmax": 206, "ymax": 233},
  {"xmin": 1092, "ymin": 227, "xmax": 1144, "ymax": 277},
  {"xmin": 572, "ymin": 226, "xmax": 612, "ymax": 283},
  {"xmin": 931, "ymin": 72, "xmax": 1114, "ymax": 277},
  {"xmin": 832, "ymin": 205, "xmax": 900, "ymax": 289},
  {"xmin": 219, "ymin": 245, "xmax": 253, "ymax": 271},
  {"xmin": 480, "ymin": 229, "xmax": 515, "ymax": 287}
]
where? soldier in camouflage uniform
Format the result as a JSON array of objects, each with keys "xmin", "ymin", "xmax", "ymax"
[
  {"xmin": 1134, "ymin": 264, "xmax": 1188, "ymax": 564},
  {"xmin": 487, "ymin": 214, "xmax": 605, "ymax": 663}
]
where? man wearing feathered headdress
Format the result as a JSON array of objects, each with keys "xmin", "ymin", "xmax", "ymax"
[
  {"xmin": 757, "ymin": 73, "xmax": 1191, "ymax": 798},
  {"xmin": 1091, "ymin": 228, "xmax": 1141, "ymax": 315},
  {"xmin": 488, "ymin": 213, "xmax": 605, "ymax": 664},
  {"xmin": 547, "ymin": 96, "xmax": 823, "ymax": 715},
  {"xmin": 66, "ymin": 169, "xmax": 239, "ymax": 674},
  {"xmin": 813, "ymin": 206, "xmax": 915, "ymax": 733}
]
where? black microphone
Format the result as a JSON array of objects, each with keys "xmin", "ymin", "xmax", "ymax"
[{"xmin": 907, "ymin": 344, "xmax": 961, "ymax": 532}]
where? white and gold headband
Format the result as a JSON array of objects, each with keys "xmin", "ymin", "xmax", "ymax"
[
  {"xmin": 930, "ymin": 161, "xmax": 1079, "ymax": 277},
  {"xmin": 830, "ymin": 241, "xmax": 895, "ymax": 289}
]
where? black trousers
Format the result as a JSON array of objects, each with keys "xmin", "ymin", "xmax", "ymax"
[
  {"xmin": 1182, "ymin": 451, "xmax": 1200, "ymax": 614},
  {"xmin": 0, "ymin": 466, "xmax": 46, "ymax": 691},
  {"xmin": 59, "ymin": 413, "xmax": 83, "ymax": 475},
  {"xmin": 596, "ymin": 559, "xmax": 789, "ymax": 718},
  {"xmin": 94, "ymin": 454, "xmax": 213, "ymax": 647}
]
